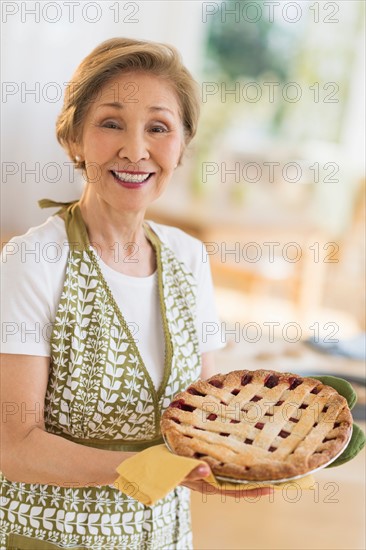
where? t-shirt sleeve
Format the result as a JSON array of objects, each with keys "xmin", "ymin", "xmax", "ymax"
[
  {"xmin": 1, "ymin": 236, "xmax": 53, "ymax": 356},
  {"xmin": 195, "ymin": 243, "xmax": 226, "ymax": 353}
]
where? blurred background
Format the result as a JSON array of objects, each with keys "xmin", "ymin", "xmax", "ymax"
[{"xmin": 1, "ymin": 1, "xmax": 365, "ymax": 548}]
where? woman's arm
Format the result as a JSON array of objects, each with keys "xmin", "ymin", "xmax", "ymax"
[{"xmin": 0, "ymin": 354, "xmax": 134, "ymax": 487}]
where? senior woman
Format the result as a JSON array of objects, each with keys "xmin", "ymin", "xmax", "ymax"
[{"xmin": 1, "ymin": 38, "xmax": 270, "ymax": 550}]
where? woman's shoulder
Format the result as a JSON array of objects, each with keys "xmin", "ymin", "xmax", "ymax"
[
  {"xmin": 147, "ymin": 220, "xmax": 205, "ymax": 263},
  {"xmin": 1, "ymin": 215, "xmax": 67, "ymax": 268},
  {"xmin": 2, "ymin": 215, "xmax": 66, "ymax": 248},
  {"xmin": 147, "ymin": 220, "xmax": 207, "ymax": 279}
]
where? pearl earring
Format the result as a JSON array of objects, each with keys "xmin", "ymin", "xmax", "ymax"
[{"xmin": 75, "ymin": 155, "xmax": 81, "ymax": 162}]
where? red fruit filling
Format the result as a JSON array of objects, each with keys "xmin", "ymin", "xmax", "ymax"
[
  {"xmin": 268, "ymin": 446, "xmax": 277, "ymax": 452},
  {"xmin": 169, "ymin": 399, "xmax": 185, "ymax": 409},
  {"xmin": 264, "ymin": 374, "xmax": 279, "ymax": 388},
  {"xmin": 241, "ymin": 373, "xmax": 253, "ymax": 386},
  {"xmin": 170, "ymin": 400, "xmax": 196, "ymax": 412},
  {"xmin": 299, "ymin": 403, "xmax": 308, "ymax": 409},
  {"xmin": 193, "ymin": 452, "xmax": 206, "ymax": 459},
  {"xmin": 187, "ymin": 387, "xmax": 206, "ymax": 397},
  {"xmin": 288, "ymin": 377, "xmax": 303, "ymax": 390},
  {"xmin": 231, "ymin": 389, "xmax": 240, "ymax": 395},
  {"xmin": 230, "ymin": 419, "xmax": 240, "ymax": 424},
  {"xmin": 250, "ymin": 395, "xmax": 262, "ymax": 402},
  {"xmin": 182, "ymin": 404, "xmax": 196, "ymax": 412},
  {"xmin": 255, "ymin": 422, "xmax": 264, "ymax": 430},
  {"xmin": 289, "ymin": 417, "xmax": 299, "ymax": 423},
  {"xmin": 310, "ymin": 386, "xmax": 321, "ymax": 394},
  {"xmin": 220, "ymin": 432, "xmax": 230, "ymax": 437},
  {"xmin": 275, "ymin": 400, "xmax": 284, "ymax": 406},
  {"xmin": 279, "ymin": 430, "xmax": 290, "ymax": 438},
  {"xmin": 207, "ymin": 413, "xmax": 217, "ymax": 421},
  {"xmin": 244, "ymin": 438, "xmax": 253, "ymax": 445},
  {"xmin": 209, "ymin": 379, "xmax": 223, "ymax": 388}
]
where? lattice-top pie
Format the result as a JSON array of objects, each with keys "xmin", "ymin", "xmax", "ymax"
[{"xmin": 161, "ymin": 369, "xmax": 353, "ymax": 481}]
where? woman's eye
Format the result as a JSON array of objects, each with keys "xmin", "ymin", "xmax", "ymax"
[
  {"xmin": 150, "ymin": 126, "xmax": 168, "ymax": 133},
  {"xmin": 101, "ymin": 121, "xmax": 120, "ymax": 130}
]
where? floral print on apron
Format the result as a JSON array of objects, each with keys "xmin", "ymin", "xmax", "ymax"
[{"xmin": 1, "ymin": 201, "xmax": 202, "ymax": 549}]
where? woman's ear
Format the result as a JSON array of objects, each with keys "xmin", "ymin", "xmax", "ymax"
[
  {"xmin": 70, "ymin": 142, "xmax": 84, "ymax": 165},
  {"xmin": 70, "ymin": 138, "xmax": 82, "ymax": 158},
  {"xmin": 176, "ymin": 143, "xmax": 186, "ymax": 167}
]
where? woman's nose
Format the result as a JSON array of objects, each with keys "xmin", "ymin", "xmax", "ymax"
[{"xmin": 117, "ymin": 130, "xmax": 149, "ymax": 162}]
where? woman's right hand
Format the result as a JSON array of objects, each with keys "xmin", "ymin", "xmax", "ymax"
[{"xmin": 180, "ymin": 464, "xmax": 273, "ymax": 499}]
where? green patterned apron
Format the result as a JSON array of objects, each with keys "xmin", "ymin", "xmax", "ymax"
[{"xmin": 1, "ymin": 200, "xmax": 202, "ymax": 550}]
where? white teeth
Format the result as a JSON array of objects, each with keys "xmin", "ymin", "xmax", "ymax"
[{"xmin": 112, "ymin": 171, "xmax": 151, "ymax": 183}]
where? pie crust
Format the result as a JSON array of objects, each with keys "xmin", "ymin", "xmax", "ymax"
[{"xmin": 160, "ymin": 369, "xmax": 353, "ymax": 481}]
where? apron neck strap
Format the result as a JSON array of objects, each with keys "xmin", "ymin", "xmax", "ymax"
[
  {"xmin": 39, "ymin": 198, "xmax": 161, "ymax": 253},
  {"xmin": 39, "ymin": 198, "xmax": 90, "ymax": 252},
  {"xmin": 38, "ymin": 198, "xmax": 77, "ymax": 213}
]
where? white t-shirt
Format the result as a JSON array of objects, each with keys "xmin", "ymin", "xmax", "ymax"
[{"xmin": 1, "ymin": 215, "xmax": 224, "ymax": 389}]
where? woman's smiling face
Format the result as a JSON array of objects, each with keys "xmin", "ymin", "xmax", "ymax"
[{"xmin": 75, "ymin": 71, "xmax": 184, "ymax": 213}]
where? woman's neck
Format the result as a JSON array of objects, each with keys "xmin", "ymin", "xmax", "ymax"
[
  {"xmin": 78, "ymin": 187, "xmax": 156, "ymax": 276},
  {"xmin": 78, "ymin": 187, "xmax": 147, "ymax": 249}
]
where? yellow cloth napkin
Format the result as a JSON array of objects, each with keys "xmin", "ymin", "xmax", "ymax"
[{"xmin": 113, "ymin": 444, "xmax": 314, "ymax": 506}]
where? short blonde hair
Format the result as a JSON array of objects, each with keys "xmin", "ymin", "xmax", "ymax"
[{"xmin": 56, "ymin": 37, "xmax": 200, "ymax": 169}]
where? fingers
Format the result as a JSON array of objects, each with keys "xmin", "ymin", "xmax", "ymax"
[
  {"xmin": 182, "ymin": 465, "xmax": 275, "ymax": 497},
  {"xmin": 184, "ymin": 464, "xmax": 211, "ymax": 482}
]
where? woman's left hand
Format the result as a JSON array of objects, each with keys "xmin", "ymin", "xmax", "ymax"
[{"xmin": 179, "ymin": 464, "xmax": 274, "ymax": 498}]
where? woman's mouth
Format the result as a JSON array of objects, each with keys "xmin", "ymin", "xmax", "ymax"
[{"xmin": 110, "ymin": 170, "xmax": 154, "ymax": 188}]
